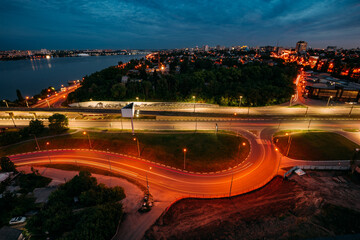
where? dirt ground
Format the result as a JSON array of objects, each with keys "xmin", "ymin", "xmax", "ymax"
[{"xmin": 143, "ymin": 171, "xmax": 360, "ymax": 240}]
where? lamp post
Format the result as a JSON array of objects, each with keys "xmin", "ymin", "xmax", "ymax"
[
  {"xmin": 136, "ymin": 97, "xmax": 139, "ymax": 101},
  {"xmin": 45, "ymin": 99, "xmax": 50, "ymax": 108},
  {"xmin": 83, "ymin": 131, "xmax": 92, "ymax": 149},
  {"xmin": 285, "ymin": 133, "xmax": 292, "ymax": 157},
  {"xmin": 3, "ymin": 100, "xmax": 9, "ymax": 108},
  {"xmin": 45, "ymin": 142, "xmax": 51, "ymax": 164},
  {"xmin": 192, "ymin": 95, "xmax": 196, "ymax": 113},
  {"xmin": 327, "ymin": 96, "xmax": 333, "ymax": 107},
  {"xmin": 146, "ymin": 166, "xmax": 152, "ymax": 194},
  {"xmin": 289, "ymin": 94, "xmax": 295, "ymax": 106},
  {"xmin": 239, "ymin": 96, "xmax": 243, "ymax": 107},
  {"xmin": 25, "ymin": 97, "xmax": 30, "ymax": 108},
  {"xmin": 107, "ymin": 148, "xmax": 111, "ymax": 172},
  {"xmin": 30, "ymin": 134, "xmax": 40, "ymax": 151},
  {"xmin": 349, "ymin": 105, "xmax": 354, "ymax": 117},
  {"xmin": 229, "ymin": 173, "xmax": 234, "ymax": 197},
  {"xmin": 183, "ymin": 148, "xmax": 187, "ymax": 170},
  {"xmin": 133, "ymin": 137, "xmax": 141, "ymax": 157}
]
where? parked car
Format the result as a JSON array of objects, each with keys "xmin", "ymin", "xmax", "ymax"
[{"xmin": 9, "ymin": 217, "xmax": 26, "ymax": 225}]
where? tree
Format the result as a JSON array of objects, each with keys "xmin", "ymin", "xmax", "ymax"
[
  {"xmin": 0, "ymin": 157, "xmax": 17, "ymax": 172},
  {"xmin": 16, "ymin": 89, "xmax": 24, "ymax": 102},
  {"xmin": 48, "ymin": 114, "xmax": 68, "ymax": 133},
  {"xmin": 29, "ymin": 119, "xmax": 45, "ymax": 135},
  {"xmin": 110, "ymin": 83, "xmax": 126, "ymax": 99}
]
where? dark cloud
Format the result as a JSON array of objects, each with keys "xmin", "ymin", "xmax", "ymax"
[{"xmin": 0, "ymin": 0, "xmax": 359, "ymax": 49}]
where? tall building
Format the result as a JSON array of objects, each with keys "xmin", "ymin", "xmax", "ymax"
[{"xmin": 295, "ymin": 41, "xmax": 307, "ymax": 53}]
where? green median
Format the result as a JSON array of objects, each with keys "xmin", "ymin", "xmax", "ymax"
[
  {"xmin": 1, "ymin": 131, "xmax": 250, "ymax": 172},
  {"xmin": 273, "ymin": 131, "xmax": 360, "ymax": 160}
]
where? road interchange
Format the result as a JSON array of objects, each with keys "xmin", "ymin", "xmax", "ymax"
[{"xmin": 4, "ymin": 118, "xmax": 360, "ymax": 198}]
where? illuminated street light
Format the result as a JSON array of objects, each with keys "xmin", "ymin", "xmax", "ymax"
[
  {"xmin": 45, "ymin": 99, "xmax": 50, "ymax": 108},
  {"xmin": 146, "ymin": 166, "xmax": 152, "ymax": 194},
  {"xmin": 289, "ymin": 94, "xmax": 295, "ymax": 106},
  {"xmin": 2, "ymin": 100, "xmax": 8, "ymax": 108},
  {"xmin": 45, "ymin": 142, "xmax": 51, "ymax": 164},
  {"xmin": 192, "ymin": 96, "xmax": 196, "ymax": 113},
  {"xmin": 327, "ymin": 96, "xmax": 333, "ymax": 107},
  {"xmin": 136, "ymin": 97, "xmax": 139, "ymax": 101},
  {"xmin": 107, "ymin": 148, "xmax": 111, "ymax": 173},
  {"xmin": 133, "ymin": 137, "xmax": 141, "ymax": 157},
  {"xmin": 239, "ymin": 96, "xmax": 243, "ymax": 107},
  {"xmin": 83, "ymin": 131, "xmax": 92, "ymax": 149},
  {"xmin": 285, "ymin": 133, "xmax": 292, "ymax": 156},
  {"xmin": 30, "ymin": 134, "xmax": 40, "ymax": 151},
  {"xmin": 25, "ymin": 97, "xmax": 29, "ymax": 108},
  {"xmin": 183, "ymin": 148, "xmax": 187, "ymax": 169}
]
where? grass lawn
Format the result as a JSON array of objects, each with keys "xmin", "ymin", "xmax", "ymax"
[
  {"xmin": 1, "ymin": 131, "xmax": 249, "ymax": 172},
  {"xmin": 273, "ymin": 131, "xmax": 360, "ymax": 160}
]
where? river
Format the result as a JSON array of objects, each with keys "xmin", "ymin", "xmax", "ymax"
[{"xmin": 0, "ymin": 55, "xmax": 145, "ymax": 101}]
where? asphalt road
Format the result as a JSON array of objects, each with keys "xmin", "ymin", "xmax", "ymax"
[
  {"xmin": 31, "ymin": 83, "xmax": 80, "ymax": 108},
  {"xmin": 10, "ymin": 128, "xmax": 276, "ymax": 197},
  {"xmin": 6, "ymin": 118, "xmax": 360, "ymax": 197}
]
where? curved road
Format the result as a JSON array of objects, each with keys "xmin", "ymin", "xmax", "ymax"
[{"xmin": 9, "ymin": 128, "xmax": 279, "ymax": 198}]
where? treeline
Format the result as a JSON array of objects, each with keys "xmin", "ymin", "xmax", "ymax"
[{"xmin": 68, "ymin": 61, "xmax": 297, "ymax": 106}]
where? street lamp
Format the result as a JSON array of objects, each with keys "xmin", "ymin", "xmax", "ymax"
[
  {"xmin": 45, "ymin": 142, "xmax": 51, "ymax": 164},
  {"xmin": 30, "ymin": 134, "xmax": 40, "ymax": 150},
  {"xmin": 285, "ymin": 132, "xmax": 292, "ymax": 157},
  {"xmin": 25, "ymin": 97, "xmax": 29, "ymax": 108},
  {"xmin": 83, "ymin": 131, "xmax": 92, "ymax": 149},
  {"xmin": 133, "ymin": 137, "xmax": 141, "ymax": 157},
  {"xmin": 239, "ymin": 96, "xmax": 243, "ymax": 107},
  {"xmin": 327, "ymin": 96, "xmax": 333, "ymax": 107},
  {"xmin": 146, "ymin": 166, "xmax": 152, "ymax": 194},
  {"xmin": 136, "ymin": 97, "xmax": 139, "ymax": 101},
  {"xmin": 45, "ymin": 99, "xmax": 50, "ymax": 108},
  {"xmin": 107, "ymin": 148, "xmax": 111, "ymax": 172},
  {"xmin": 3, "ymin": 100, "xmax": 9, "ymax": 108},
  {"xmin": 289, "ymin": 94, "xmax": 295, "ymax": 106},
  {"xmin": 183, "ymin": 148, "xmax": 187, "ymax": 169},
  {"xmin": 192, "ymin": 96, "xmax": 196, "ymax": 113}
]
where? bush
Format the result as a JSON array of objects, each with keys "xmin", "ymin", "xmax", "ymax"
[
  {"xmin": 48, "ymin": 114, "xmax": 68, "ymax": 133},
  {"xmin": 29, "ymin": 119, "xmax": 45, "ymax": 135},
  {"xmin": 0, "ymin": 157, "xmax": 17, "ymax": 173}
]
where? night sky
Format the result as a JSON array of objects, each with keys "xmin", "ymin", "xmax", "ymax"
[{"xmin": 1, "ymin": 0, "xmax": 360, "ymax": 50}]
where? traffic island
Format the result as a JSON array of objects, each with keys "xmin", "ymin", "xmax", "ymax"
[
  {"xmin": 273, "ymin": 131, "xmax": 360, "ymax": 160},
  {"xmin": 1, "ymin": 131, "xmax": 250, "ymax": 173}
]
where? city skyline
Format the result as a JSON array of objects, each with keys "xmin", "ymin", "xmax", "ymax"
[{"xmin": 1, "ymin": 0, "xmax": 360, "ymax": 50}]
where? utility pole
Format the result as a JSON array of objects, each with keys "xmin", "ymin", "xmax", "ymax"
[
  {"xmin": 305, "ymin": 106, "xmax": 309, "ymax": 117},
  {"xmin": 308, "ymin": 120, "xmax": 312, "ymax": 131}
]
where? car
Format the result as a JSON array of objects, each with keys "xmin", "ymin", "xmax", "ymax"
[{"xmin": 9, "ymin": 216, "xmax": 26, "ymax": 225}]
